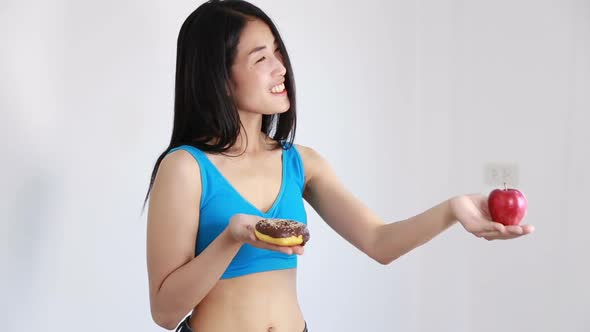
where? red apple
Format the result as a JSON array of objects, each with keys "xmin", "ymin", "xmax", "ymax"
[{"xmin": 488, "ymin": 184, "xmax": 528, "ymax": 225}]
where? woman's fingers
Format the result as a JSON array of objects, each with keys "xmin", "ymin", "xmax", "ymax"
[
  {"xmin": 248, "ymin": 237, "xmax": 304, "ymax": 255},
  {"xmin": 470, "ymin": 220, "xmax": 504, "ymax": 234},
  {"xmin": 477, "ymin": 225, "xmax": 532, "ymax": 240},
  {"xmin": 520, "ymin": 224, "xmax": 535, "ymax": 234},
  {"xmin": 291, "ymin": 246, "xmax": 304, "ymax": 255},
  {"xmin": 504, "ymin": 225, "xmax": 524, "ymax": 235},
  {"xmin": 267, "ymin": 243, "xmax": 303, "ymax": 255}
]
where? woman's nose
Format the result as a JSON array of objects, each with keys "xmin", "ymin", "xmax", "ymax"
[{"xmin": 272, "ymin": 57, "xmax": 287, "ymax": 77}]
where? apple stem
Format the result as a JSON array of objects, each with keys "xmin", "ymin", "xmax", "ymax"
[{"xmin": 504, "ymin": 182, "xmax": 507, "ymax": 190}]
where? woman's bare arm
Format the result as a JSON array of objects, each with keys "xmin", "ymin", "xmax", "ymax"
[{"xmin": 146, "ymin": 150, "xmax": 242, "ymax": 330}]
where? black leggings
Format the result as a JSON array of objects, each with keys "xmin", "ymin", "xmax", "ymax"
[{"xmin": 175, "ymin": 316, "xmax": 308, "ymax": 332}]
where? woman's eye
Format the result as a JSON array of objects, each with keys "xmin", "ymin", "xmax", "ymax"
[{"xmin": 256, "ymin": 48, "xmax": 280, "ymax": 64}]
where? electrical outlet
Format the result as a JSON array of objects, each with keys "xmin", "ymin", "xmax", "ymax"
[{"xmin": 484, "ymin": 162, "xmax": 519, "ymax": 187}]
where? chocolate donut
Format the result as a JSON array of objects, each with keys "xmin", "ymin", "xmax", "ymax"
[{"xmin": 254, "ymin": 218, "xmax": 310, "ymax": 246}]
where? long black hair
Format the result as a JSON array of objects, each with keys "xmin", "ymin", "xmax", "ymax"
[{"xmin": 143, "ymin": 0, "xmax": 297, "ymax": 210}]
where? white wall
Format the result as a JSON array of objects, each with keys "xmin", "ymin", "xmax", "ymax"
[
  {"xmin": 2, "ymin": 0, "xmax": 588, "ymax": 331},
  {"xmin": 414, "ymin": 1, "xmax": 590, "ymax": 331}
]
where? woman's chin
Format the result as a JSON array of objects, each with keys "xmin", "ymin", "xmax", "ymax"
[{"xmin": 263, "ymin": 104, "xmax": 290, "ymax": 115}]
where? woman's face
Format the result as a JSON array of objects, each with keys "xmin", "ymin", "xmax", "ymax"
[{"xmin": 229, "ymin": 19, "xmax": 290, "ymax": 115}]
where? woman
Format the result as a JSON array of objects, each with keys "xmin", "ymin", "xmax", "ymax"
[{"xmin": 145, "ymin": 1, "xmax": 534, "ymax": 331}]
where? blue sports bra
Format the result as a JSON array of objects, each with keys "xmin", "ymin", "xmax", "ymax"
[{"xmin": 167, "ymin": 143, "xmax": 308, "ymax": 279}]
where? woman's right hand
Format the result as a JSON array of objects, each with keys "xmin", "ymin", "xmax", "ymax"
[{"xmin": 227, "ymin": 213, "xmax": 305, "ymax": 255}]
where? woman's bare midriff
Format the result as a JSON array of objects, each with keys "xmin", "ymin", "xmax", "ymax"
[{"xmin": 189, "ymin": 268, "xmax": 305, "ymax": 332}]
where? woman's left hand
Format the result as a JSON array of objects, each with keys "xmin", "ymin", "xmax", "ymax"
[{"xmin": 450, "ymin": 194, "xmax": 535, "ymax": 241}]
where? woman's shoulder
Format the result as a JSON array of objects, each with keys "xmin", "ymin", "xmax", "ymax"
[
  {"xmin": 292, "ymin": 143, "xmax": 314, "ymax": 158},
  {"xmin": 293, "ymin": 143, "xmax": 324, "ymax": 161},
  {"xmin": 292, "ymin": 144, "xmax": 330, "ymax": 181},
  {"xmin": 158, "ymin": 147, "xmax": 202, "ymax": 185}
]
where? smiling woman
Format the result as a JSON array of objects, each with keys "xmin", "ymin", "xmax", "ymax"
[
  {"xmin": 144, "ymin": 1, "xmax": 308, "ymax": 331},
  {"xmin": 143, "ymin": 1, "xmax": 534, "ymax": 331}
]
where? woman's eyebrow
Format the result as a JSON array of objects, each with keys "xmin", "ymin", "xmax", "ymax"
[{"xmin": 248, "ymin": 39, "xmax": 278, "ymax": 56}]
